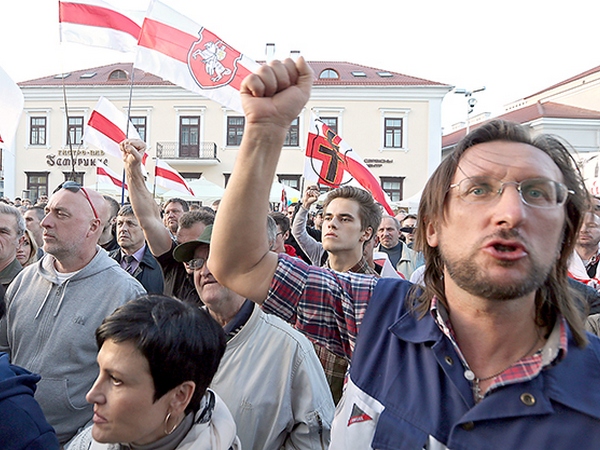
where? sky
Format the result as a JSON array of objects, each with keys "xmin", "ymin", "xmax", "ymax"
[{"xmin": 1, "ymin": 0, "xmax": 599, "ymax": 131}]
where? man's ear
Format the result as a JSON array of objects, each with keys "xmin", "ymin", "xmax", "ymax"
[
  {"xmin": 361, "ymin": 226, "xmax": 373, "ymax": 242},
  {"xmin": 284, "ymin": 230, "xmax": 290, "ymax": 240},
  {"xmin": 426, "ymin": 221, "xmax": 439, "ymax": 248}
]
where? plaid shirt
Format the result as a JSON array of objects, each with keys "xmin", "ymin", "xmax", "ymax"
[
  {"xmin": 315, "ymin": 256, "xmax": 380, "ymax": 402},
  {"xmin": 265, "ymin": 254, "xmax": 378, "ymax": 359},
  {"xmin": 431, "ymin": 297, "xmax": 568, "ymax": 400}
]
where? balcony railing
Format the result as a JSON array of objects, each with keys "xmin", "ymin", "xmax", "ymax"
[{"xmin": 156, "ymin": 142, "xmax": 218, "ymax": 160}]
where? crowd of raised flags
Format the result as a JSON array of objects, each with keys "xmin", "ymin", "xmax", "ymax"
[{"xmin": 1, "ymin": 0, "xmax": 393, "ymax": 212}]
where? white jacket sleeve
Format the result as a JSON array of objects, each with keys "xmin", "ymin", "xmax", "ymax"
[{"xmin": 291, "ymin": 207, "xmax": 325, "ymax": 266}]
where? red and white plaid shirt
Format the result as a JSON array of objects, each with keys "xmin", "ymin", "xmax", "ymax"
[{"xmin": 430, "ymin": 296, "xmax": 568, "ymax": 399}]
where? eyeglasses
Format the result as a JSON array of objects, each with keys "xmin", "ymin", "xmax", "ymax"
[
  {"xmin": 400, "ymin": 227, "xmax": 416, "ymax": 234},
  {"xmin": 53, "ymin": 181, "xmax": 100, "ymax": 220},
  {"xmin": 449, "ymin": 176, "xmax": 573, "ymax": 209},
  {"xmin": 187, "ymin": 257, "xmax": 207, "ymax": 270}
]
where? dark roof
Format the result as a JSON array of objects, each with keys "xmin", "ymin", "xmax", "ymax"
[
  {"xmin": 442, "ymin": 101, "xmax": 600, "ymax": 149},
  {"xmin": 18, "ymin": 61, "xmax": 448, "ymax": 88}
]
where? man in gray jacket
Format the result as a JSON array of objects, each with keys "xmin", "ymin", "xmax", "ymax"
[{"xmin": 0, "ymin": 182, "xmax": 146, "ymax": 444}]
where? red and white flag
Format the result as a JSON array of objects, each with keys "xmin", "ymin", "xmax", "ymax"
[
  {"xmin": 0, "ymin": 65, "xmax": 24, "ymax": 149},
  {"xmin": 304, "ymin": 114, "xmax": 394, "ymax": 215},
  {"xmin": 84, "ymin": 96, "xmax": 142, "ymax": 158},
  {"xmin": 59, "ymin": 0, "xmax": 144, "ymax": 53},
  {"xmin": 135, "ymin": 0, "xmax": 259, "ymax": 113},
  {"xmin": 97, "ymin": 160, "xmax": 128, "ymax": 193},
  {"xmin": 155, "ymin": 159, "xmax": 195, "ymax": 196}
]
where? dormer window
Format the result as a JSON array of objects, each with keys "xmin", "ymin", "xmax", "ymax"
[
  {"xmin": 108, "ymin": 69, "xmax": 128, "ymax": 80},
  {"xmin": 319, "ymin": 69, "xmax": 339, "ymax": 79}
]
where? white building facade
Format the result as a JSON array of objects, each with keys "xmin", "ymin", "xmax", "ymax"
[{"xmin": 8, "ymin": 61, "xmax": 451, "ymax": 204}]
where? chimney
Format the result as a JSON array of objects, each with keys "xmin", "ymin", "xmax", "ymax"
[{"xmin": 265, "ymin": 43, "xmax": 275, "ymax": 62}]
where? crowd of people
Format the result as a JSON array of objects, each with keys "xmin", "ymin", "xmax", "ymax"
[{"xmin": 1, "ymin": 56, "xmax": 600, "ymax": 449}]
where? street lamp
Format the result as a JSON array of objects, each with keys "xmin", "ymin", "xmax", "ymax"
[{"xmin": 454, "ymin": 87, "xmax": 486, "ymax": 134}]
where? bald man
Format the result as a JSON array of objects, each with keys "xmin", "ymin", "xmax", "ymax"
[{"xmin": 0, "ymin": 182, "xmax": 146, "ymax": 444}]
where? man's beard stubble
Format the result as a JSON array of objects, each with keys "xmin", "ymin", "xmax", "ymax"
[{"xmin": 440, "ymin": 230, "xmax": 553, "ymax": 301}]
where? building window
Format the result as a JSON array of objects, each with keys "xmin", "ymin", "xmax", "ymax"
[
  {"xmin": 26, "ymin": 172, "xmax": 50, "ymax": 202},
  {"xmin": 179, "ymin": 116, "xmax": 200, "ymax": 158},
  {"xmin": 278, "ymin": 175, "xmax": 301, "ymax": 191},
  {"xmin": 227, "ymin": 116, "xmax": 245, "ymax": 146},
  {"xmin": 63, "ymin": 171, "xmax": 85, "ymax": 185},
  {"xmin": 284, "ymin": 118, "xmax": 299, "ymax": 147},
  {"xmin": 67, "ymin": 116, "xmax": 84, "ymax": 145},
  {"xmin": 30, "ymin": 117, "xmax": 46, "ymax": 145},
  {"xmin": 109, "ymin": 69, "xmax": 128, "ymax": 80},
  {"xmin": 131, "ymin": 116, "xmax": 147, "ymax": 142},
  {"xmin": 319, "ymin": 69, "xmax": 339, "ymax": 79},
  {"xmin": 180, "ymin": 172, "xmax": 202, "ymax": 180},
  {"xmin": 384, "ymin": 118, "xmax": 403, "ymax": 148},
  {"xmin": 320, "ymin": 117, "xmax": 338, "ymax": 135},
  {"xmin": 380, "ymin": 176, "xmax": 404, "ymax": 202}
]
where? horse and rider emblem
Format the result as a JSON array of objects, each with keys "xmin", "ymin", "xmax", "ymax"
[{"xmin": 188, "ymin": 28, "xmax": 241, "ymax": 89}]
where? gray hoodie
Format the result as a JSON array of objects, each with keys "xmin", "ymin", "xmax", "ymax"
[{"xmin": 0, "ymin": 247, "xmax": 146, "ymax": 444}]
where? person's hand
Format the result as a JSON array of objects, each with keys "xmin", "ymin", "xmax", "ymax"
[
  {"xmin": 302, "ymin": 185, "xmax": 320, "ymax": 208},
  {"xmin": 240, "ymin": 57, "xmax": 313, "ymax": 131},
  {"xmin": 120, "ymin": 139, "xmax": 146, "ymax": 167}
]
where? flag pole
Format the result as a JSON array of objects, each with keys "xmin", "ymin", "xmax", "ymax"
[{"xmin": 120, "ymin": 64, "xmax": 136, "ymax": 206}]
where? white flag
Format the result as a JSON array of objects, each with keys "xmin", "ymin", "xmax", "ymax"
[{"xmin": 0, "ymin": 66, "xmax": 24, "ymax": 149}]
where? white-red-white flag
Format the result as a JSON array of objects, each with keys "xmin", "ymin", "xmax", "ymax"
[
  {"xmin": 97, "ymin": 160, "xmax": 128, "ymax": 193},
  {"xmin": 155, "ymin": 159, "xmax": 195, "ymax": 196},
  {"xmin": 304, "ymin": 113, "xmax": 394, "ymax": 215},
  {"xmin": 0, "ymin": 66, "xmax": 24, "ymax": 149},
  {"xmin": 135, "ymin": 0, "xmax": 259, "ymax": 113},
  {"xmin": 84, "ymin": 96, "xmax": 142, "ymax": 158},
  {"xmin": 59, "ymin": 0, "xmax": 144, "ymax": 53}
]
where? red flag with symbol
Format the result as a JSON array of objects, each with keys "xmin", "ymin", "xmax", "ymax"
[
  {"xmin": 134, "ymin": 0, "xmax": 260, "ymax": 113},
  {"xmin": 155, "ymin": 159, "xmax": 195, "ymax": 196},
  {"xmin": 59, "ymin": 0, "xmax": 144, "ymax": 53},
  {"xmin": 303, "ymin": 113, "xmax": 394, "ymax": 215}
]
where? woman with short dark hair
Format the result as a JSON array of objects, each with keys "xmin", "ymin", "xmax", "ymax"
[{"xmin": 67, "ymin": 295, "xmax": 240, "ymax": 450}]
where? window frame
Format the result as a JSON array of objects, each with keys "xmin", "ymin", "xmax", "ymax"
[
  {"xmin": 226, "ymin": 116, "xmax": 245, "ymax": 147},
  {"xmin": 29, "ymin": 116, "xmax": 47, "ymax": 146},
  {"xmin": 380, "ymin": 176, "xmax": 405, "ymax": 202},
  {"xmin": 379, "ymin": 108, "xmax": 410, "ymax": 152}
]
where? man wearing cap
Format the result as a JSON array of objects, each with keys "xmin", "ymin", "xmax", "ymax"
[
  {"xmin": 173, "ymin": 223, "xmax": 334, "ymax": 450},
  {"xmin": 376, "ymin": 215, "xmax": 422, "ymax": 279},
  {"xmin": 0, "ymin": 182, "xmax": 146, "ymax": 444},
  {"xmin": 119, "ymin": 140, "xmax": 214, "ymax": 304}
]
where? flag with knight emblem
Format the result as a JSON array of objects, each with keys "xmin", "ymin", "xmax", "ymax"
[
  {"xmin": 304, "ymin": 113, "xmax": 395, "ymax": 214},
  {"xmin": 135, "ymin": 0, "xmax": 260, "ymax": 113}
]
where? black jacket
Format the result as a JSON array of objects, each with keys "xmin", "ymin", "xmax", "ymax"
[{"xmin": 109, "ymin": 245, "xmax": 165, "ymax": 295}]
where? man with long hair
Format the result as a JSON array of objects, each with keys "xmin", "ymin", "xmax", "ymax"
[{"xmin": 169, "ymin": 58, "xmax": 600, "ymax": 449}]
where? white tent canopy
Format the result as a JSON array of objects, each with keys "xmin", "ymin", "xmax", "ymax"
[
  {"xmin": 159, "ymin": 177, "xmax": 225, "ymax": 204},
  {"xmin": 395, "ymin": 189, "xmax": 422, "ymax": 214},
  {"xmin": 270, "ymin": 181, "xmax": 301, "ymax": 204}
]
